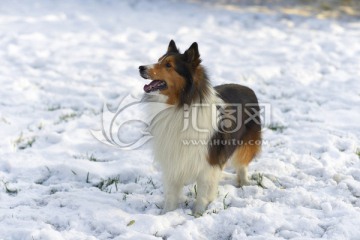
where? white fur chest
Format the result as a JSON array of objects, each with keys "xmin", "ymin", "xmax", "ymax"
[{"xmin": 149, "ymin": 92, "xmax": 222, "ymax": 185}]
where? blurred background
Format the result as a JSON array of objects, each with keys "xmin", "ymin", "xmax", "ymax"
[{"xmin": 191, "ymin": 0, "xmax": 360, "ymax": 18}]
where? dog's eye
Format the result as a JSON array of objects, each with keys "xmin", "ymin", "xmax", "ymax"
[{"xmin": 165, "ymin": 63, "xmax": 171, "ymax": 68}]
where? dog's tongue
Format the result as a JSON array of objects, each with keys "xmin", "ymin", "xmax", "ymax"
[{"xmin": 144, "ymin": 80, "xmax": 163, "ymax": 93}]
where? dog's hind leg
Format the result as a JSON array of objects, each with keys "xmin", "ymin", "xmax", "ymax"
[{"xmin": 232, "ymin": 131, "xmax": 261, "ymax": 187}]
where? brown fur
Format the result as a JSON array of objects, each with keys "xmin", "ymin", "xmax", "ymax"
[
  {"xmin": 208, "ymin": 84, "xmax": 262, "ymax": 167},
  {"xmin": 139, "ymin": 40, "xmax": 210, "ymax": 106},
  {"xmin": 233, "ymin": 130, "xmax": 261, "ymax": 167},
  {"xmin": 146, "ymin": 55, "xmax": 186, "ymax": 105}
]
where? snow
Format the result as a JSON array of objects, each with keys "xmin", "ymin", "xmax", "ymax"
[{"xmin": 1, "ymin": 0, "xmax": 360, "ymax": 239}]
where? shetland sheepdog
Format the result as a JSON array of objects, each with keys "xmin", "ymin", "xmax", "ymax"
[{"xmin": 139, "ymin": 40, "xmax": 261, "ymax": 214}]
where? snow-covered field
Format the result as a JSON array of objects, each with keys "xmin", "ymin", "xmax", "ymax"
[{"xmin": 1, "ymin": 1, "xmax": 360, "ymax": 239}]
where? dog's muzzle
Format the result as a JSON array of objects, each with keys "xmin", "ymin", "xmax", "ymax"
[{"xmin": 139, "ymin": 65, "xmax": 149, "ymax": 79}]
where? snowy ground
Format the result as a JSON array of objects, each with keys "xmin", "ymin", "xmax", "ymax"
[{"xmin": 1, "ymin": 0, "xmax": 360, "ymax": 239}]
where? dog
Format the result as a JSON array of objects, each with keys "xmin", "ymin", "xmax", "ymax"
[{"xmin": 139, "ymin": 40, "xmax": 261, "ymax": 214}]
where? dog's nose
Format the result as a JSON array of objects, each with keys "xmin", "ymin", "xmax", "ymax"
[{"xmin": 139, "ymin": 66, "xmax": 146, "ymax": 71}]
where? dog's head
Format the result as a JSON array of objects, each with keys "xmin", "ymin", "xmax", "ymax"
[{"xmin": 139, "ymin": 40, "xmax": 204, "ymax": 105}]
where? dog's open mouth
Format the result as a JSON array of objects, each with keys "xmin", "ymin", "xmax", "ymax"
[{"xmin": 143, "ymin": 80, "xmax": 167, "ymax": 93}]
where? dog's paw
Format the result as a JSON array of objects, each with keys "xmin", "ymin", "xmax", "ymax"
[
  {"xmin": 160, "ymin": 209, "xmax": 169, "ymax": 215},
  {"xmin": 192, "ymin": 212, "xmax": 203, "ymax": 218},
  {"xmin": 192, "ymin": 202, "xmax": 206, "ymax": 217},
  {"xmin": 162, "ymin": 202, "xmax": 177, "ymax": 214},
  {"xmin": 237, "ymin": 178, "xmax": 250, "ymax": 187}
]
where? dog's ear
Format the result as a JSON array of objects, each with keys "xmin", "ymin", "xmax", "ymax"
[
  {"xmin": 184, "ymin": 42, "xmax": 201, "ymax": 67},
  {"xmin": 167, "ymin": 40, "xmax": 179, "ymax": 53}
]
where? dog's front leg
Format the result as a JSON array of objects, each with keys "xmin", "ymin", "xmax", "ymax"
[
  {"xmin": 162, "ymin": 180, "xmax": 182, "ymax": 214},
  {"xmin": 193, "ymin": 167, "xmax": 221, "ymax": 215}
]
